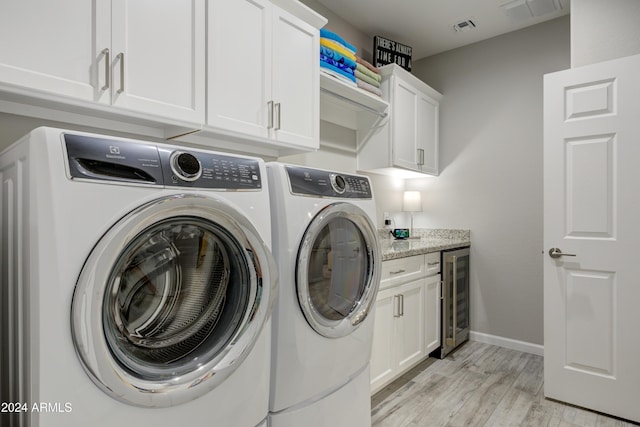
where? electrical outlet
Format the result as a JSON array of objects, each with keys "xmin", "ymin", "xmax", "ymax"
[{"xmin": 383, "ymin": 212, "xmax": 391, "ymax": 227}]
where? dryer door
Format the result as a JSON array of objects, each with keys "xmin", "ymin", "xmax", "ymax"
[
  {"xmin": 296, "ymin": 202, "xmax": 381, "ymax": 338},
  {"xmin": 71, "ymin": 194, "xmax": 276, "ymax": 407}
]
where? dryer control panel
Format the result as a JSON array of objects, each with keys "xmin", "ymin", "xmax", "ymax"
[
  {"xmin": 63, "ymin": 133, "xmax": 262, "ymax": 190},
  {"xmin": 286, "ymin": 165, "xmax": 372, "ymax": 199}
]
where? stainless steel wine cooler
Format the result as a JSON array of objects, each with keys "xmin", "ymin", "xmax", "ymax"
[{"xmin": 439, "ymin": 246, "xmax": 470, "ymax": 358}]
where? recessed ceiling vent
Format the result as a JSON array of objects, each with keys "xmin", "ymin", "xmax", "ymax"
[
  {"xmin": 501, "ymin": 0, "xmax": 562, "ymax": 23},
  {"xmin": 453, "ymin": 18, "xmax": 477, "ymax": 33}
]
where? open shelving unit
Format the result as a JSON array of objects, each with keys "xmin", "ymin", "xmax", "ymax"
[{"xmin": 319, "ymin": 72, "xmax": 389, "ymax": 141}]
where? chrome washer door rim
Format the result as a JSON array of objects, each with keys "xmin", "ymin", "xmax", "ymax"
[
  {"xmin": 296, "ymin": 202, "xmax": 381, "ymax": 338},
  {"xmin": 71, "ymin": 194, "xmax": 276, "ymax": 407}
]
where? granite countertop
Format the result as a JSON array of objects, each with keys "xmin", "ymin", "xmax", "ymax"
[{"xmin": 378, "ymin": 229, "xmax": 471, "ymax": 261}]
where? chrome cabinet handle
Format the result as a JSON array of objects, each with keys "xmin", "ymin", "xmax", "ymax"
[
  {"xmin": 389, "ymin": 269, "xmax": 406, "ymax": 275},
  {"xmin": 548, "ymin": 248, "xmax": 576, "ymax": 259},
  {"xmin": 101, "ymin": 48, "xmax": 110, "ymax": 91},
  {"xmin": 427, "ymin": 262, "xmax": 439, "ymax": 266},
  {"xmin": 399, "ymin": 294, "xmax": 404, "ymax": 317},
  {"xmin": 274, "ymin": 102, "xmax": 281, "ymax": 130},
  {"xmin": 417, "ymin": 148, "xmax": 425, "ymax": 166},
  {"xmin": 267, "ymin": 101, "xmax": 274, "ymax": 129},
  {"xmin": 393, "ymin": 295, "xmax": 401, "ymax": 318},
  {"xmin": 117, "ymin": 52, "xmax": 125, "ymax": 94}
]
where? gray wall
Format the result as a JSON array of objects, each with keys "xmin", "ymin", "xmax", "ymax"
[
  {"xmin": 571, "ymin": 0, "xmax": 640, "ymax": 67},
  {"xmin": 410, "ymin": 16, "xmax": 570, "ymax": 346}
]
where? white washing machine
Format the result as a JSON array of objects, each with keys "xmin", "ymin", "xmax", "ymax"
[
  {"xmin": 0, "ymin": 127, "xmax": 277, "ymax": 427},
  {"xmin": 266, "ymin": 163, "xmax": 381, "ymax": 427}
]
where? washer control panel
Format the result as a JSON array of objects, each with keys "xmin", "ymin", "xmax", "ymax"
[
  {"xmin": 63, "ymin": 133, "xmax": 262, "ymax": 190},
  {"xmin": 160, "ymin": 148, "xmax": 261, "ymax": 190},
  {"xmin": 286, "ymin": 165, "xmax": 372, "ymax": 199}
]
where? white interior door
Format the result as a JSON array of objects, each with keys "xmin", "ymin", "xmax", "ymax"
[{"xmin": 543, "ymin": 53, "xmax": 640, "ymax": 423}]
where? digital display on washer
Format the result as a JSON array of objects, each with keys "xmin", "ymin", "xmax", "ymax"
[
  {"xmin": 159, "ymin": 148, "xmax": 262, "ymax": 190},
  {"xmin": 286, "ymin": 165, "xmax": 372, "ymax": 199}
]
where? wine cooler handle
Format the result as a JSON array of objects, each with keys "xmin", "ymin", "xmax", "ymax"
[{"xmin": 451, "ymin": 255, "xmax": 458, "ymax": 347}]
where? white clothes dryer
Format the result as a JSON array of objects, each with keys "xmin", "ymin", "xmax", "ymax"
[
  {"xmin": 266, "ymin": 163, "xmax": 381, "ymax": 427},
  {"xmin": 0, "ymin": 128, "xmax": 276, "ymax": 427}
]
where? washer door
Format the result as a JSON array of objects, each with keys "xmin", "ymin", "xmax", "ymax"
[
  {"xmin": 296, "ymin": 202, "xmax": 381, "ymax": 338},
  {"xmin": 71, "ymin": 194, "xmax": 276, "ymax": 407}
]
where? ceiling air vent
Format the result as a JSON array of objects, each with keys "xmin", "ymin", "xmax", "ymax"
[
  {"xmin": 453, "ymin": 19, "xmax": 477, "ymax": 32},
  {"xmin": 501, "ymin": 0, "xmax": 562, "ymax": 23}
]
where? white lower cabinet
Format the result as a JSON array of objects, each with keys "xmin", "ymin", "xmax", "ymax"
[
  {"xmin": 425, "ymin": 273, "xmax": 442, "ymax": 354},
  {"xmin": 371, "ymin": 253, "xmax": 441, "ymax": 394}
]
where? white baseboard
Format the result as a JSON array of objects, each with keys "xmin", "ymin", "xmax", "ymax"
[{"xmin": 469, "ymin": 331, "xmax": 544, "ymax": 356}]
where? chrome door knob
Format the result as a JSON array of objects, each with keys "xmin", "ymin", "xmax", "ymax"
[{"xmin": 548, "ymin": 247, "xmax": 577, "ymax": 259}]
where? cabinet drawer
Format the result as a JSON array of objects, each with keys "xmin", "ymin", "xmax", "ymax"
[
  {"xmin": 380, "ymin": 255, "xmax": 425, "ymax": 289},
  {"xmin": 425, "ymin": 252, "xmax": 440, "ymax": 276}
]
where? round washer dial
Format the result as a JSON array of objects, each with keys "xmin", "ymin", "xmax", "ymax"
[
  {"xmin": 170, "ymin": 152, "xmax": 202, "ymax": 182},
  {"xmin": 329, "ymin": 174, "xmax": 346, "ymax": 194}
]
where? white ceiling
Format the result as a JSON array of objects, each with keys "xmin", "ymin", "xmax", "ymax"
[{"xmin": 315, "ymin": 0, "xmax": 570, "ymax": 60}]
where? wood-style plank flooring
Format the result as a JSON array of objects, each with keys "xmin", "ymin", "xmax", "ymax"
[{"xmin": 371, "ymin": 341, "xmax": 639, "ymax": 427}]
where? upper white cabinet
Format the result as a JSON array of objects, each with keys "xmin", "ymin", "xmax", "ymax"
[
  {"xmin": 208, "ymin": 0, "xmax": 322, "ymax": 150},
  {"xmin": 0, "ymin": 0, "xmax": 205, "ymax": 123},
  {"xmin": 0, "ymin": 0, "xmax": 324, "ymax": 157},
  {"xmin": 207, "ymin": 0, "xmax": 271, "ymax": 138},
  {"xmin": 0, "ymin": 1, "xmax": 96, "ymax": 101},
  {"xmin": 105, "ymin": 0, "xmax": 205, "ymax": 122},
  {"xmin": 357, "ymin": 64, "xmax": 442, "ymax": 177}
]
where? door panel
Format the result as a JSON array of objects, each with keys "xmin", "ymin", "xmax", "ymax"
[
  {"xmin": 207, "ymin": 0, "xmax": 271, "ymax": 136},
  {"xmin": 271, "ymin": 6, "xmax": 318, "ymax": 148},
  {"xmin": 370, "ymin": 288, "xmax": 396, "ymax": 393},
  {"xmin": 392, "ymin": 80, "xmax": 418, "ymax": 171},
  {"xmin": 565, "ymin": 134, "xmax": 615, "ymax": 238},
  {"xmin": 111, "ymin": 0, "xmax": 204, "ymax": 121},
  {"xmin": 417, "ymin": 94, "xmax": 438, "ymax": 174},
  {"xmin": 0, "ymin": 0, "xmax": 97, "ymax": 100},
  {"xmin": 396, "ymin": 279, "xmax": 425, "ymax": 372},
  {"xmin": 544, "ymin": 53, "xmax": 640, "ymax": 423},
  {"xmin": 564, "ymin": 269, "xmax": 615, "ymax": 377},
  {"xmin": 425, "ymin": 274, "xmax": 441, "ymax": 354}
]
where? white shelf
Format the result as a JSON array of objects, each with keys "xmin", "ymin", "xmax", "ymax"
[{"xmin": 319, "ymin": 72, "xmax": 388, "ymax": 132}]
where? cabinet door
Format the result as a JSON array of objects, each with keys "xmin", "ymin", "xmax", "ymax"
[
  {"xmin": 0, "ymin": 0, "xmax": 99, "ymax": 101},
  {"xmin": 391, "ymin": 77, "xmax": 420, "ymax": 172},
  {"xmin": 425, "ymin": 274, "xmax": 441, "ymax": 354},
  {"xmin": 207, "ymin": 0, "xmax": 271, "ymax": 137},
  {"xmin": 417, "ymin": 93, "xmax": 439, "ymax": 175},
  {"xmin": 110, "ymin": 0, "xmax": 205, "ymax": 122},
  {"xmin": 370, "ymin": 288, "xmax": 397, "ymax": 394},
  {"xmin": 271, "ymin": 6, "xmax": 319, "ymax": 149},
  {"xmin": 396, "ymin": 279, "xmax": 426, "ymax": 373}
]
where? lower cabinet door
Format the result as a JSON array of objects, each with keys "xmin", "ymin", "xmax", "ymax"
[
  {"xmin": 370, "ymin": 287, "xmax": 396, "ymax": 394},
  {"xmin": 425, "ymin": 274, "xmax": 441, "ymax": 354},
  {"xmin": 370, "ymin": 279, "xmax": 427, "ymax": 394},
  {"xmin": 395, "ymin": 279, "xmax": 427, "ymax": 373}
]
